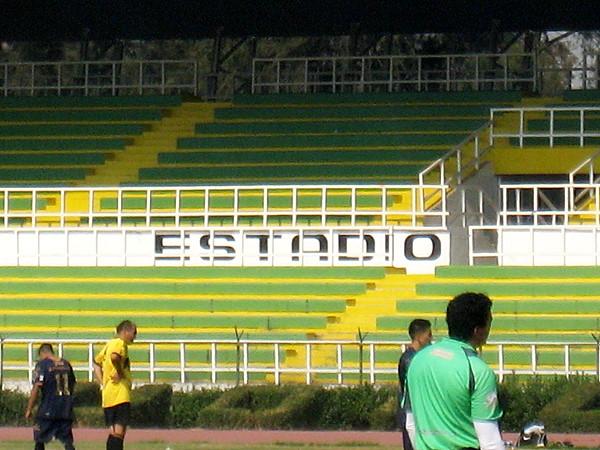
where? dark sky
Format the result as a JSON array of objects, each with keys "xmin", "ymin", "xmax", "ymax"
[{"xmin": 2, "ymin": 1, "xmax": 599, "ymax": 41}]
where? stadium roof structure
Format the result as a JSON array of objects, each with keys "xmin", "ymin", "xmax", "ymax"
[{"xmin": 4, "ymin": 0, "xmax": 600, "ymax": 41}]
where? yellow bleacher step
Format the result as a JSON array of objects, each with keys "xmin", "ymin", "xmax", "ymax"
[{"xmin": 82, "ymin": 101, "xmax": 223, "ymax": 186}]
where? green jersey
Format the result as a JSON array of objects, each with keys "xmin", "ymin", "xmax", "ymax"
[{"xmin": 406, "ymin": 338, "xmax": 502, "ymax": 450}]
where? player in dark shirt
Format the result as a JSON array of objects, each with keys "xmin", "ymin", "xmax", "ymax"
[
  {"xmin": 25, "ymin": 343, "xmax": 76, "ymax": 450},
  {"xmin": 397, "ymin": 319, "xmax": 432, "ymax": 450}
]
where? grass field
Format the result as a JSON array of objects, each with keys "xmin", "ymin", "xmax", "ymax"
[
  {"xmin": 0, "ymin": 440, "xmax": 594, "ymax": 449},
  {"xmin": 0, "ymin": 443, "xmax": 399, "ymax": 450}
]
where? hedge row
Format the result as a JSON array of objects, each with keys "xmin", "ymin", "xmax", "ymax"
[{"xmin": 4, "ymin": 377, "xmax": 600, "ymax": 432}]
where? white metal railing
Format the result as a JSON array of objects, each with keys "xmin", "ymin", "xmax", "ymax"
[
  {"xmin": 0, "ymin": 184, "xmax": 448, "ymax": 229},
  {"xmin": 0, "ymin": 60, "xmax": 198, "ymax": 96},
  {"xmin": 419, "ymin": 121, "xmax": 492, "ymax": 186},
  {"xmin": 569, "ymin": 150, "xmax": 600, "ymax": 185},
  {"xmin": 490, "ymin": 106, "xmax": 600, "ymax": 147},
  {"xmin": 497, "ymin": 182, "xmax": 600, "ymax": 226},
  {"xmin": 1, "ymin": 339, "xmax": 598, "ymax": 386},
  {"xmin": 252, "ymin": 53, "xmax": 536, "ymax": 94}
]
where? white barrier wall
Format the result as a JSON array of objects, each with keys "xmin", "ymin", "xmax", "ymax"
[
  {"xmin": 0, "ymin": 227, "xmax": 449, "ymax": 274},
  {"xmin": 470, "ymin": 226, "xmax": 600, "ymax": 266}
]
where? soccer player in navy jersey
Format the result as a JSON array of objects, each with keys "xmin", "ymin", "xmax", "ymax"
[
  {"xmin": 25, "ymin": 343, "xmax": 76, "ymax": 450},
  {"xmin": 397, "ymin": 319, "xmax": 432, "ymax": 450}
]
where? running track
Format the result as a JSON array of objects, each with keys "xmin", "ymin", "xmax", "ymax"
[{"xmin": 1, "ymin": 428, "xmax": 600, "ymax": 447}]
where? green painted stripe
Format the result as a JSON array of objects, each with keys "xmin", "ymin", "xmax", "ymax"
[
  {"xmin": 0, "ymin": 138, "xmax": 126, "ymax": 151},
  {"xmin": 436, "ymin": 265, "xmax": 600, "ymax": 278},
  {"xmin": 416, "ymin": 282, "xmax": 600, "ymax": 297},
  {"xmin": 0, "ymin": 168, "xmax": 86, "ymax": 181},
  {"xmin": 160, "ymin": 149, "xmax": 447, "ymax": 165},
  {"xmin": 139, "ymin": 164, "xmax": 423, "ymax": 181},
  {"xmin": 0, "ymin": 152, "xmax": 106, "ymax": 166},
  {"xmin": 563, "ymin": 90, "xmax": 600, "ymax": 102},
  {"xmin": 377, "ymin": 315, "xmax": 600, "ymax": 331},
  {"xmin": 0, "ymin": 281, "xmax": 365, "ymax": 295},
  {"xmin": 509, "ymin": 136, "xmax": 600, "ymax": 146},
  {"xmin": 0, "ymin": 124, "xmax": 146, "ymax": 137},
  {"xmin": 215, "ymin": 105, "xmax": 493, "ymax": 120},
  {"xmin": 233, "ymin": 91, "xmax": 522, "ymax": 105},
  {"xmin": 0, "ymin": 266, "xmax": 384, "ymax": 279},
  {"xmin": 527, "ymin": 118, "xmax": 600, "ymax": 132},
  {"xmin": 178, "ymin": 133, "xmax": 464, "ymax": 149},
  {"xmin": 0, "ymin": 298, "xmax": 347, "ymax": 313},
  {"xmin": 0, "ymin": 110, "xmax": 163, "ymax": 122},
  {"xmin": 196, "ymin": 119, "xmax": 485, "ymax": 135},
  {"xmin": 0, "ymin": 95, "xmax": 181, "ymax": 108}
]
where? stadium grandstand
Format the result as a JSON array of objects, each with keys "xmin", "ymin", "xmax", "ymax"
[{"xmin": 1, "ymin": 3, "xmax": 600, "ymax": 389}]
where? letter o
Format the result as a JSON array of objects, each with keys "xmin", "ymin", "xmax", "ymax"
[{"xmin": 404, "ymin": 234, "xmax": 441, "ymax": 261}]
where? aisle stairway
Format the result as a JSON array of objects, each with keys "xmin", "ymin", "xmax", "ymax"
[{"xmin": 139, "ymin": 91, "xmax": 521, "ymax": 185}]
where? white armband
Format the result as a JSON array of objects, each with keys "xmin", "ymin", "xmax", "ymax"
[
  {"xmin": 474, "ymin": 420, "xmax": 505, "ymax": 450},
  {"xmin": 405, "ymin": 411, "xmax": 416, "ymax": 448}
]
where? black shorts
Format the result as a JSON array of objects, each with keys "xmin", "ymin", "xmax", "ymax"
[
  {"xmin": 104, "ymin": 402, "xmax": 131, "ymax": 427},
  {"xmin": 33, "ymin": 418, "xmax": 74, "ymax": 444}
]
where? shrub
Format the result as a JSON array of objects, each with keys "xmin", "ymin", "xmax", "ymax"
[
  {"xmin": 130, "ymin": 384, "xmax": 172, "ymax": 427},
  {"xmin": 498, "ymin": 376, "xmax": 573, "ymax": 431},
  {"xmin": 539, "ymin": 380, "xmax": 600, "ymax": 432},
  {"xmin": 368, "ymin": 385, "xmax": 398, "ymax": 431},
  {"xmin": 171, "ymin": 388, "xmax": 222, "ymax": 428},
  {"xmin": 73, "ymin": 381, "xmax": 101, "ymax": 407},
  {"xmin": 197, "ymin": 384, "xmax": 327, "ymax": 429},
  {"xmin": 318, "ymin": 384, "xmax": 393, "ymax": 430},
  {"xmin": 74, "ymin": 406, "xmax": 104, "ymax": 427},
  {"xmin": 0, "ymin": 390, "xmax": 28, "ymax": 426}
]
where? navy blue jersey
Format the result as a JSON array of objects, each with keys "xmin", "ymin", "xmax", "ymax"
[
  {"xmin": 398, "ymin": 347, "xmax": 416, "ymax": 394},
  {"xmin": 33, "ymin": 357, "xmax": 76, "ymax": 420}
]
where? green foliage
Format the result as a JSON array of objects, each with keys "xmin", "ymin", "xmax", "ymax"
[
  {"xmin": 318, "ymin": 384, "xmax": 394, "ymax": 430},
  {"xmin": 171, "ymin": 388, "xmax": 222, "ymax": 427},
  {"xmin": 0, "ymin": 390, "xmax": 27, "ymax": 426},
  {"xmin": 2, "ymin": 377, "xmax": 600, "ymax": 432},
  {"xmin": 539, "ymin": 380, "xmax": 600, "ymax": 432},
  {"xmin": 498, "ymin": 376, "xmax": 573, "ymax": 431},
  {"xmin": 368, "ymin": 386, "xmax": 398, "ymax": 431},
  {"xmin": 73, "ymin": 381, "xmax": 101, "ymax": 407},
  {"xmin": 131, "ymin": 384, "xmax": 173, "ymax": 428},
  {"xmin": 197, "ymin": 385, "xmax": 325, "ymax": 429},
  {"xmin": 74, "ymin": 406, "xmax": 104, "ymax": 427}
]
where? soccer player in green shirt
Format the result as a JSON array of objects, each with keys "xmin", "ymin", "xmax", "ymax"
[{"xmin": 406, "ymin": 292, "xmax": 504, "ymax": 450}]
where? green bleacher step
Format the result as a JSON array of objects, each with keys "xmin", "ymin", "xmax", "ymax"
[
  {"xmin": 178, "ymin": 133, "xmax": 466, "ymax": 149},
  {"xmin": 139, "ymin": 164, "xmax": 423, "ymax": 182},
  {"xmin": 195, "ymin": 119, "xmax": 486, "ymax": 135},
  {"xmin": 416, "ymin": 281, "xmax": 600, "ymax": 297},
  {"xmin": 232, "ymin": 91, "xmax": 522, "ymax": 105},
  {"xmin": 159, "ymin": 149, "xmax": 447, "ymax": 165},
  {"xmin": 0, "ymin": 124, "xmax": 146, "ymax": 137},
  {"xmin": 0, "ymin": 110, "xmax": 164, "ymax": 122},
  {"xmin": 215, "ymin": 104, "xmax": 497, "ymax": 120},
  {"xmin": 0, "ymin": 94, "xmax": 181, "ymax": 108},
  {"xmin": 0, "ymin": 138, "xmax": 127, "ymax": 151}
]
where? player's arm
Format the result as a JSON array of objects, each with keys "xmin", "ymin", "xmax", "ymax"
[
  {"xmin": 404, "ymin": 411, "xmax": 416, "ymax": 448},
  {"xmin": 110, "ymin": 352, "xmax": 124, "ymax": 382},
  {"xmin": 471, "ymin": 364, "xmax": 504, "ymax": 450},
  {"xmin": 25, "ymin": 382, "xmax": 41, "ymax": 419},
  {"xmin": 474, "ymin": 420, "xmax": 504, "ymax": 450},
  {"xmin": 92, "ymin": 360, "xmax": 104, "ymax": 385}
]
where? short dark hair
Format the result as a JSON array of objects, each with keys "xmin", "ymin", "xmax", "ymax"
[
  {"xmin": 446, "ymin": 292, "xmax": 492, "ymax": 341},
  {"xmin": 38, "ymin": 343, "xmax": 54, "ymax": 355},
  {"xmin": 116, "ymin": 320, "xmax": 136, "ymax": 334},
  {"xmin": 408, "ymin": 319, "xmax": 431, "ymax": 340}
]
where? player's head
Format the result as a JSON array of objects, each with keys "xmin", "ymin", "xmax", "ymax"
[
  {"xmin": 116, "ymin": 320, "xmax": 137, "ymax": 343},
  {"xmin": 408, "ymin": 318, "xmax": 432, "ymax": 349},
  {"xmin": 37, "ymin": 343, "xmax": 54, "ymax": 358},
  {"xmin": 446, "ymin": 292, "xmax": 493, "ymax": 346}
]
